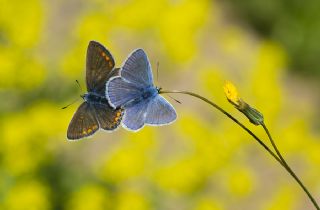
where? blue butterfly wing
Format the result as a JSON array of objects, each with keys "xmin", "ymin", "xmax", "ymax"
[
  {"xmin": 107, "ymin": 48, "xmax": 176, "ymax": 131},
  {"xmin": 106, "ymin": 76, "xmax": 142, "ymax": 108},
  {"xmin": 122, "ymin": 101, "xmax": 149, "ymax": 131},
  {"xmin": 145, "ymin": 95, "xmax": 177, "ymax": 125},
  {"xmin": 121, "ymin": 49, "xmax": 153, "ymax": 87}
]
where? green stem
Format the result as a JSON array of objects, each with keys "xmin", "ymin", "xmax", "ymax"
[
  {"xmin": 159, "ymin": 90, "xmax": 283, "ymax": 165},
  {"xmin": 262, "ymin": 123, "xmax": 320, "ymax": 210},
  {"xmin": 160, "ymin": 89, "xmax": 319, "ymax": 210}
]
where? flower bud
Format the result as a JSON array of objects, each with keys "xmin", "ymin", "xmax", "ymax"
[{"xmin": 224, "ymin": 81, "xmax": 264, "ymax": 125}]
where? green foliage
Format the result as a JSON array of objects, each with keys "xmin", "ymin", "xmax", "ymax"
[{"xmin": 226, "ymin": 0, "xmax": 320, "ymax": 77}]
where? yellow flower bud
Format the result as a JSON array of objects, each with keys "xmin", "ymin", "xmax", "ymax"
[
  {"xmin": 224, "ymin": 81, "xmax": 264, "ymax": 125},
  {"xmin": 224, "ymin": 81, "xmax": 240, "ymax": 106}
]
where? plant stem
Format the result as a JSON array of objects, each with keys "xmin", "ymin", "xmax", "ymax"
[
  {"xmin": 262, "ymin": 123, "xmax": 320, "ymax": 210},
  {"xmin": 159, "ymin": 90, "xmax": 283, "ymax": 165},
  {"xmin": 160, "ymin": 89, "xmax": 319, "ymax": 210}
]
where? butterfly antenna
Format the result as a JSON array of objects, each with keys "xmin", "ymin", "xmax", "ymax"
[
  {"xmin": 156, "ymin": 61, "xmax": 159, "ymax": 84},
  {"xmin": 168, "ymin": 94, "xmax": 181, "ymax": 104},
  {"xmin": 62, "ymin": 80, "xmax": 83, "ymax": 109},
  {"xmin": 61, "ymin": 98, "xmax": 80, "ymax": 109},
  {"xmin": 75, "ymin": 80, "xmax": 83, "ymax": 92}
]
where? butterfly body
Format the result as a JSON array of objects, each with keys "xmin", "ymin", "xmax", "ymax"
[
  {"xmin": 141, "ymin": 86, "xmax": 158, "ymax": 100},
  {"xmin": 106, "ymin": 49, "xmax": 177, "ymax": 132},
  {"xmin": 123, "ymin": 86, "xmax": 158, "ymax": 108},
  {"xmin": 67, "ymin": 41, "xmax": 123, "ymax": 140},
  {"xmin": 82, "ymin": 92, "xmax": 109, "ymax": 105}
]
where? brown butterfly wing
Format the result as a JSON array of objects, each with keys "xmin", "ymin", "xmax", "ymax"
[
  {"xmin": 93, "ymin": 103, "xmax": 123, "ymax": 130},
  {"xmin": 86, "ymin": 41, "xmax": 116, "ymax": 94},
  {"xmin": 67, "ymin": 102, "xmax": 99, "ymax": 140}
]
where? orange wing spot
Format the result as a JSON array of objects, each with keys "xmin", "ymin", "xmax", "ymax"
[
  {"xmin": 87, "ymin": 128, "xmax": 92, "ymax": 133},
  {"xmin": 92, "ymin": 125, "xmax": 98, "ymax": 130},
  {"xmin": 116, "ymin": 112, "xmax": 121, "ymax": 117},
  {"xmin": 101, "ymin": 52, "xmax": 106, "ymax": 57},
  {"xmin": 82, "ymin": 130, "xmax": 87, "ymax": 135},
  {"xmin": 105, "ymin": 56, "xmax": 110, "ymax": 61},
  {"xmin": 114, "ymin": 118, "xmax": 120, "ymax": 125}
]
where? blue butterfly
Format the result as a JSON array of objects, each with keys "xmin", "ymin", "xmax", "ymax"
[{"xmin": 106, "ymin": 49, "xmax": 177, "ymax": 131}]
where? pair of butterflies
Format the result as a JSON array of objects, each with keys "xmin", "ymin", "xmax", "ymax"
[{"xmin": 67, "ymin": 41, "xmax": 177, "ymax": 140}]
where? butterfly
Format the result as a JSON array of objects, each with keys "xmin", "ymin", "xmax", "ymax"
[
  {"xmin": 67, "ymin": 41, "xmax": 123, "ymax": 140},
  {"xmin": 106, "ymin": 49, "xmax": 177, "ymax": 131}
]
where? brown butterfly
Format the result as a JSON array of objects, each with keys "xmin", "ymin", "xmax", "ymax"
[{"xmin": 67, "ymin": 41, "xmax": 123, "ymax": 140}]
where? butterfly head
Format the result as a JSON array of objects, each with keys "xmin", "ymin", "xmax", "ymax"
[{"xmin": 80, "ymin": 93, "xmax": 87, "ymax": 101}]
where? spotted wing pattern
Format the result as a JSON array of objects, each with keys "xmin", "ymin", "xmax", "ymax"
[
  {"xmin": 93, "ymin": 103, "xmax": 123, "ymax": 130},
  {"xmin": 67, "ymin": 102, "xmax": 99, "ymax": 140},
  {"xmin": 86, "ymin": 41, "xmax": 116, "ymax": 94}
]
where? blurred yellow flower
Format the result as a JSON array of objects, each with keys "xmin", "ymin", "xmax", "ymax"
[
  {"xmin": 226, "ymin": 167, "xmax": 256, "ymax": 197},
  {"xmin": 0, "ymin": 0, "xmax": 319, "ymax": 209},
  {"xmin": 0, "ymin": 103, "xmax": 69, "ymax": 175},
  {"xmin": 66, "ymin": 185, "xmax": 111, "ymax": 210},
  {"xmin": 263, "ymin": 186, "xmax": 297, "ymax": 210},
  {"xmin": 98, "ymin": 130, "xmax": 156, "ymax": 183},
  {"xmin": 116, "ymin": 190, "xmax": 150, "ymax": 210},
  {"xmin": 2, "ymin": 181, "xmax": 50, "ymax": 210},
  {"xmin": 194, "ymin": 198, "xmax": 224, "ymax": 210}
]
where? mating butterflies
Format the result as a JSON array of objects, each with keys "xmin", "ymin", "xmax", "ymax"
[
  {"xmin": 106, "ymin": 49, "xmax": 177, "ymax": 131},
  {"xmin": 67, "ymin": 41, "xmax": 123, "ymax": 140}
]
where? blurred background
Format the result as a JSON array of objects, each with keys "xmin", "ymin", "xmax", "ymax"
[{"xmin": 1, "ymin": 0, "xmax": 320, "ymax": 209}]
